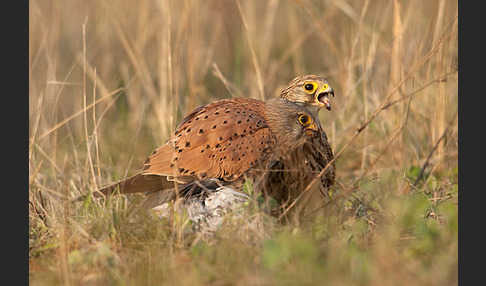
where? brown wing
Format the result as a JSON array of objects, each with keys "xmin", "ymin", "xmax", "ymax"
[{"xmin": 142, "ymin": 98, "xmax": 276, "ymax": 182}]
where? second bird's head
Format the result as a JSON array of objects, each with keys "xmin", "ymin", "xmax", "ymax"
[{"xmin": 280, "ymin": 74, "xmax": 335, "ymax": 112}]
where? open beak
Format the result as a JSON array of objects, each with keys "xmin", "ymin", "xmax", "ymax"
[
  {"xmin": 316, "ymin": 87, "xmax": 335, "ymax": 111},
  {"xmin": 321, "ymin": 96, "xmax": 332, "ymax": 111}
]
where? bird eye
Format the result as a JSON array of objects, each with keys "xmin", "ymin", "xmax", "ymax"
[
  {"xmin": 298, "ymin": 114, "xmax": 311, "ymax": 126},
  {"xmin": 304, "ymin": 82, "xmax": 316, "ymax": 93}
]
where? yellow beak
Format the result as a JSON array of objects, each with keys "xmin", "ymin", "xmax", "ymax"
[
  {"xmin": 315, "ymin": 86, "xmax": 335, "ymax": 111},
  {"xmin": 305, "ymin": 122, "xmax": 319, "ymax": 135}
]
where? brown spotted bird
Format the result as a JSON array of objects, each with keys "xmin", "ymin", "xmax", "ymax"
[
  {"xmin": 91, "ymin": 75, "xmax": 335, "ymax": 218},
  {"xmin": 96, "ymin": 98, "xmax": 323, "ymax": 198}
]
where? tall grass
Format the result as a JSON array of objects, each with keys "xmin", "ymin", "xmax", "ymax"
[{"xmin": 29, "ymin": 0, "xmax": 458, "ymax": 285}]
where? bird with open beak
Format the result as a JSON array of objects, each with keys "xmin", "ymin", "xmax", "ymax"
[{"xmin": 279, "ymin": 74, "xmax": 335, "ymax": 116}]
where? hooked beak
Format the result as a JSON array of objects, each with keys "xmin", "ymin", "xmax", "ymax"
[
  {"xmin": 316, "ymin": 87, "xmax": 335, "ymax": 111},
  {"xmin": 305, "ymin": 122, "xmax": 319, "ymax": 136}
]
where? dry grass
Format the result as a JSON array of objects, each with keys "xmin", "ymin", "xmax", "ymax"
[{"xmin": 29, "ymin": 0, "xmax": 458, "ymax": 285}]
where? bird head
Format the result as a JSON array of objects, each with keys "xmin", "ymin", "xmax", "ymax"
[
  {"xmin": 280, "ymin": 74, "xmax": 335, "ymax": 112},
  {"xmin": 265, "ymin": 98, "xmax": 321, "ymax": 149}
]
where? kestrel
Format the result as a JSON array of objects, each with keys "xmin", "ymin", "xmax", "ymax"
[
  {"xmin": 97, "ymin": 97, "xmax": 323, "ymax": 195},
  {"xmin": 96, "ymin": 75, "xmax": 334, "ymax": 195},
  {"xmin": 87, "ymin": 75, "xmax": 336, "ymax": 227}
]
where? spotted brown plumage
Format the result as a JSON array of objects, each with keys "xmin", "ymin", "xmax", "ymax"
[
  {"xmin": 90, "ymin": 75, "xmax": 336, "ymax": 224},
  {"xmin": 143, "ymin": 98, "xmax": 274, "ymax": 183},
  {"xmin": 96, "ymin": 97, "xmax": 322, "ymax": 198}
]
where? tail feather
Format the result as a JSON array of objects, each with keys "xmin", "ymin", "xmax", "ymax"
[
  {"xmin": 99, "ymin": 173, "xmax": 175, "ymax": 196},
  {"xmin": 72, "ymin": 173, "xmax": 176, "ymax": 203}
]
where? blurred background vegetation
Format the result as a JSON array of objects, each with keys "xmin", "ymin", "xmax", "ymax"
[{"xmin": 29, "ymin": 0, "xmax": 458, "ymax": 285}]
